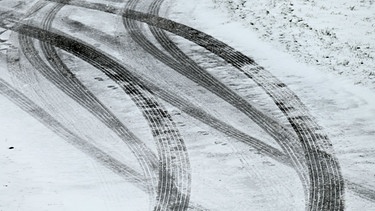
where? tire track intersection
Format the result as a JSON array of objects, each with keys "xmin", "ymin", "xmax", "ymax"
[{"xmin": 1, "ymin": 0, "xmax": 374, "ymax": 210}]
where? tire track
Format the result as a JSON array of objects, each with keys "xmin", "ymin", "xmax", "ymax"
[
  {"xmin": 0, "ymin": 78, "xmax": 149, "ymax": 192},
  {"xmin": 55, "ymin": 16, "xmax": 293, "ymax": 167},
  {"xmin": 120, "ymin": 7, "xmax": 344, "ymax": 210},
  {"xmin": 3, "ymin": 3, "xmax": 296, "ymax": 209},
  {"xmin": 1, "ymin": 77, "xmax": 208, "ymax": 210},
  {"xmin": 346, "ymin": 181, "xmax": 375, "ymax": 203},
  {"xmin": 10, "ymin": 1, "xmax": 157, "ymax": 204},
  {"xmin": 38, "ymin": 2, "xmax": 161, "ymax": 202},
  {"xmin": 1, "ymin": 74, "xmax": 211, "ymax": 211},
  {"xmin": 11, "ymin": 3, "xmax": 348, "ymax": 207},
  {"xmin": 5, "ymin": 4, "xmax": 334, "ymax": 204},
  {"xmin": 147, "ymin": 23, "xmax": 341, "ymax": 209},
  {"xmin": 146, "ymin": 0, "xmax": 309, "ymax": 206},
  {"xmin": 127, "ymin": 0, "xmax": 309, "ymax": 206},
  {"xmin": 3, "ymin": 15, "xmax": 201, "ymax": 211},
  {"xmin": 147, "ymin": 0, "xmax": 312, "ymax": 207},
  {"xmin": 11, "ymin": 8, "xmax": 192, "ymax": 209},
  {"xmin": 55, "ymin": 11, "xmax": 298, "ymax": 169},
  {"xmin": 1, "ymin": 74, "xmax": 210, "ymax": 210},
  {"xmin": 121, "ymin": 0, "xmax": 311, "ymax": 206},
  {"xmin": 122, "ymin": 0, "xmax": 192, "ymax": 210},
  {"xmin": 14, "ymin": 3, "xmax": 160, "ymax": 205},
  {"xmin": 3, "ymin": 11, "xmax": 364, "ymax": 208}
]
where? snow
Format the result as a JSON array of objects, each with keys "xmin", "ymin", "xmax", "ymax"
[
  {"xmin": 211, "ymin": 0, "xmax": 375, "ymax": 90},
  {"xmin": 0, "ymin": 0, "xmax": 374, "ymax": 210},
  {"xmin": 0, "ymin": 94, "xmax": 148, "ymax": 211},
  {"xmin": 167, "ymin": 0, "xmax": 375, "ymax": 208}
]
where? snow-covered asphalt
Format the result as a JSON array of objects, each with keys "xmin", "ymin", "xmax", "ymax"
[{"xmin": 1, "ymin": 0, "xmax": 374, "ymax": 210}]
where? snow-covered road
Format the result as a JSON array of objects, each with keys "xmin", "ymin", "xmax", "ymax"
[{"xmin": 0, "ymin": 0, "xmax": 374, "ymax": 210}]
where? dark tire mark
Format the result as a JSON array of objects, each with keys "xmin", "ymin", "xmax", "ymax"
[
  {"xmin": 120, "ymin": 3, "xmax": 310, "ymax": 210},
  {"xmin": 14, "ymin": 1, "xmax": 159, "ymax": 203},
  {"xmin": 5, "ymin": 7, "xmax": 365, "ymax": 207},
  {"xmin": 147, "ymin": 0, "xmax": 309, "ymax": 207},
  {"xmin": 25, "ymin": 2, "xmax": 352, "ymax": 208},
  {"xmin": 147, "ymin": 0, "xmax": 310, "ymax": 207},
  {"xmin": 0, "ymin": 78, "xmax": 149, "ymax": 192},
  {"xmin": 47, "ymin": 12, "xmax": 296, "ymax": 179},
  {"xmin": 346, "ymin": 181, "xmax": 375, "ymax": 203},
  {"xmin": 123, "ymin": 0, "xmax": 192, "ymax": 210},
  {"xmin": 10, "ymin": 7, "xmax": 192, "ymax": 210},
  {"xmin": 121, "ymin": 7, "xmax": 344, "ymax": 210},
  {"xmin": 58, "ymin": 15, "xmax": 293, "ymax": 167},
  {"xmin": 38, "ymin": 4, "xmax": 163, "ymax": 198}
]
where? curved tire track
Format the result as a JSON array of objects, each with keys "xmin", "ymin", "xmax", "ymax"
[
  {"xmin": 25, "ymin": 2, "xmax": 352, "ymax": 208},
  {"xmin": 13, "ymin": 1, "xmax": 159, "ymax": 204},
  {"xmin": 122, "ymin": 0, "xmax": 192, "ymax": 210},
  {"xmin": 12, "ymin": 7, "xmax": 192, "ymax": 209},
  {"xmin": 38, "ymin": 3, "xmax": 167, "ymax": 202},
  {"xmin": 0, "ymin": 78, "xmax": 149, "ymax": 192},
  {"xmin": 53, "ymin": 15, "xmax": 292, "ymax": 167},
  {"xmin": 121, "ymin": 1, "xmax": 311, "ymax": 207},
  {"xmin": 121, "ymin": 6, "xmax": 344, "ymax": 210},
  {"xmin": 6, "ymin": 5, "xmax": 370, "ymax": 207}
]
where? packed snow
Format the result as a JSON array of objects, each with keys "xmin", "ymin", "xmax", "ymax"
[{"xmin": 0, "ymin": 0, "xmax": 374, "ymax": 210}]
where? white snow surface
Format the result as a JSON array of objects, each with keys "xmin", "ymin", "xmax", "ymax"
[
  {"xmin": 212, "ymin": 0, "xmax": 375, "ymax": 90},
  {"xmin": 167, "ymin": 0, "xmax": 375, "ymax": 209},
  {"xmin": 0, "ymin": 0, "xmax": 374, "ymax": 210}
]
